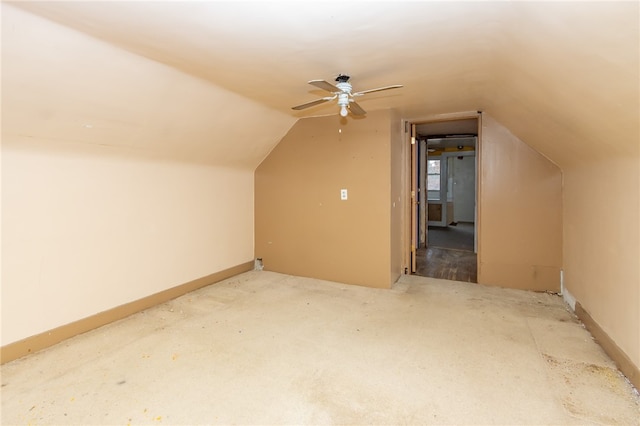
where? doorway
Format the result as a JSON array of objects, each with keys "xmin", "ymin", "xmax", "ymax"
[{"xmin": 411, "ymin": 117, "xmax": 479, "ymax": 283}]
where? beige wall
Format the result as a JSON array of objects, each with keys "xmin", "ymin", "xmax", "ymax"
[
  {"xmin": 563, "ymin": 157, "xmax": 639, "ymax": 369},
  {"xmin": 255, "ymin": 111, "xmax": 564, "ymax": 292},
  {"xmin": 1, "ymin": 5, "xmax": 294, "ymax": 346},
  {"xmin": 478, "ymin": 114, "xmax": 563, "ymax": 292},
  {"xmin": 2, "ymin": 145, "xmax": 254, "ymax": 345},
  {"xmin": 255, "ymin": 110, "xmax": 397, "ymax": 288}
]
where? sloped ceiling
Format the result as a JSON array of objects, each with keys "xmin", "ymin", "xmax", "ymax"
[{"xmin": 10, "ymin": 1, "xmax": 639, "ymax": 168}]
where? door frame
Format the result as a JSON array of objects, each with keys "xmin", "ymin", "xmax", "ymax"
[
  {"xmin": 410, "ymin": 123, "xmax": 418, "ymax": 273},
  {"xmin": 403, "ymin": 112, "xmax": 482, "ymax": 275}
]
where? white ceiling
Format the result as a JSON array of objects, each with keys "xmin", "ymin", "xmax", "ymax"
[
  {"xmin": 8, "ymin": 1, "xmax": 639, "ymax": 167},
  {"xmin": 8, "ymin": 1, "xmax": 516, "ymax": 118}
]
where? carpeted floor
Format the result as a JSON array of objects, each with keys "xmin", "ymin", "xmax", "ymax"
[{"xmin": 2, "ymin": 271, "xmax": 639, "ymax": 425}]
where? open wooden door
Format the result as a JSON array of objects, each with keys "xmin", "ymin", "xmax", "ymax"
[{"xmin": 410, "ymin": 123, "xmax": 418, "ymax": 273}]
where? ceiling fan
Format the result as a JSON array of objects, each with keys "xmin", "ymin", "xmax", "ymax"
[{"xmin": 292, "ymin": 74, "xmax": 403, "ymax": 117}]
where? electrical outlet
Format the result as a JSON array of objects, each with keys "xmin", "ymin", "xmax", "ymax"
[{"xmin": 340, "ymin": 189, "xmax": 348, "ymax": 200}]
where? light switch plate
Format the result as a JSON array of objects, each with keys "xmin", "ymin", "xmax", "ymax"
[{"xmin": 340, "ymin": 189, "xmax": 348, "ymax": 200}]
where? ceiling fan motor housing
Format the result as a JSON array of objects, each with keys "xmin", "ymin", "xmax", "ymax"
[
  {"xmin": 337, "ymin": 92, "xmax": 350, "ymax": 107},
  {"xmin": 336, "ymin": 80, "xmax": 353, "ymax": 108}
]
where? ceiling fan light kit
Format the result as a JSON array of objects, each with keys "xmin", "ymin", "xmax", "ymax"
[{"xmin": 292, "ymin": 74, "xmax": 402, "ymax": 117}]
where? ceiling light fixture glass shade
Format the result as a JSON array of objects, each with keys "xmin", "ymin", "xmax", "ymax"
[{"xmin": 337, "ymin": 92, "xmax": 350, "ymax": 117}]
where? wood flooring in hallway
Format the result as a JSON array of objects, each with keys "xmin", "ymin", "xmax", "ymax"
[
  {"xmin": 416, "ymin": 222, "xmax": 477, "ymax": 283},
  {"xmin": 415, "ymin": 247, "xmax": 477, "ymax": 283}
]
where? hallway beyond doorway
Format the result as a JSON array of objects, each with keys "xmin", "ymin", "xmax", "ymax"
[
  {"xmin": 417, "ymin": 221, "xmax": 477, "ymax": 282},
  {"xmin": 427, "ymin": 222, "xmax": 474, "ymax": 251}
]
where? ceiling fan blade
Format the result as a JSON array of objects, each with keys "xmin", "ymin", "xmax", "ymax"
[
  {"xmin": 349, "ymin": 101, "xmax": 366, "ymax": 116},
  {"xmin": 308, "ymin": 79, "xmax": 340, "ymax": 93},
  {"xmin": 291, "ymin": 97, "xmax": 332, "ymax": 110},
  {"xmin": 353, "ymin": 85, "xmax": 403, "ymax": 96}
]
